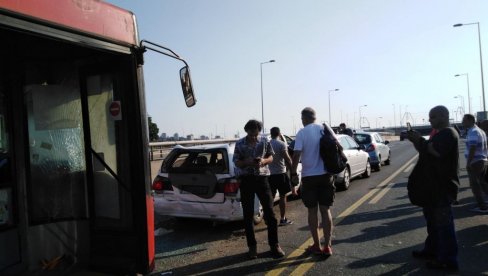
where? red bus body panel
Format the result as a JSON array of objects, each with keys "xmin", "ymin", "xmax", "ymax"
[
  {"xmin": 146, "ymin": 195, "xmax": 155, "ymax": 270},
  {"xmin": 0, "ymin": 0, "xmax": 137, "ymax": 46}
]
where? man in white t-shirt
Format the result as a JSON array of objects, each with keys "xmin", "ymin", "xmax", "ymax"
[{"xmin": 291, "ymin": 107, "xmax": 336, "ymax": 256}]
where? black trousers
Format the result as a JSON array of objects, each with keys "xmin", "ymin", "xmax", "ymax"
[{"xmin": 240, "ymin": 175, "xmax": 278, "ymax": 248}]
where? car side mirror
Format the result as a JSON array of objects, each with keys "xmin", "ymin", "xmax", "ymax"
[
  {"xmin": 384, "ymin": 140, "xmax": 390, "ymax": 145},
  {"xmin": 180, "ymin": 66, "xmax": 196, "ymax": 107}
]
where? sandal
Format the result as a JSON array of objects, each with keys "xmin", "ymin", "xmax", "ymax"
[{"xmin": 306, "ymin": 244, "xmax": 322, "ymax": 255}]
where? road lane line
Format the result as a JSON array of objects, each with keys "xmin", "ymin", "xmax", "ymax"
[
  {"xmin": 265, "ymin": 154, "xmax": 418, "ymax": 276},
  {"xmin": 404, "ymin": 163, "xmax": 415, "ymax": 173},
  {"xmin": 369, "ymin": 182, "xmax": 395, "ymax": 204}
]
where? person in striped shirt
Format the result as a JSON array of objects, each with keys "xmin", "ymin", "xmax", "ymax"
[{"xmin": 462, "ymin": 114, "xmax": 488, "ymax": 213}]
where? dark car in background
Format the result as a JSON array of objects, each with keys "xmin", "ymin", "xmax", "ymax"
[{"xmin": 400, "ymin": 130, "xmax": 408, "ymax": 141}]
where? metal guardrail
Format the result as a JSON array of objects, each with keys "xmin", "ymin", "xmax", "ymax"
[{"xmin": 148, "ymin": 132, "xmax": 399, "ymax": 161}]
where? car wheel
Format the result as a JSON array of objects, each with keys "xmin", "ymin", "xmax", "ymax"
[
  {"xmin": 374, "ymin": 156, "xmax": 382, "ymax": 171},
  {"xmin": 338, "ymin": 168, "xmax": 351, "ymax": 190},
  {"xmin": 253, "ymin": 206, "xmax": 263, "ymax": 225},
  {"xmin": 384, "ymin": 152, "xmax": 391, "ymax": 165},
  {"xmin": 362, "ymin": 160, "xmax": 371, "ymax": 178}
]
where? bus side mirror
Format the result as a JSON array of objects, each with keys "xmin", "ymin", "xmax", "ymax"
[{"xmin": 180, "ymin": 66, "xmax": 196, "ymax": 107}]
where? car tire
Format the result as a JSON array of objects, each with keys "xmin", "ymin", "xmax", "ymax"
[
  {"xmin": 384, "ymin": 152, "xmax": 391, "ymax": 165},
  {"xmin": 253, "ymin": 206, "xmax": 263, "ymax": 225},
  {"xmin": 362, "ymin": 160, "xmax": 371, "ymax": 178},
  {"xmin": 374, "ymin": 156, "xmax": 382, "ymax": 171},
  {"xmin": 338, "ymin": 168, "xmax": 351, "ymax": 190}
]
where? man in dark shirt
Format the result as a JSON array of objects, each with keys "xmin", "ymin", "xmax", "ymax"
[
  {"xmin": 407, "ymin": 105, "xmax": 459, "ymax": 271},
  {"xmin": 338, "ymin": 123, "xmax": 354, "ymax": 137},
  {"xmin": 233, "ymin": 119, "xmax": 285, "ymax": 259}
]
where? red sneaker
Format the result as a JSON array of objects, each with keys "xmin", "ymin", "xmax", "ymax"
[{"xmin": 322, "ymin": 246, "xmax": 333, "ymax": 256}]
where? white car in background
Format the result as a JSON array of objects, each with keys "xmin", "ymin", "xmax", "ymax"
[
  {"xmin": 334, "ymin": 134, "xmax": 371, "ymax": 190},
  {"xmin": 354, "ymin": 132, "xmax": 391, "ymax": 171},
  {"xmin": 152, "ymin": 143, "xmax": 301, "ymax": 224}
]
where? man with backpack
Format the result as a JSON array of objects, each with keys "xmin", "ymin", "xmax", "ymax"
[{"xmin": 291, "ymin": 107, "xmax": 337, "ymax": 256}]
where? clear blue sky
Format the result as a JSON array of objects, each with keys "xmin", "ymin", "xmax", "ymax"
[{"xmin": 108, "ymin": 0, "xmax": 488, "ymax": 138}]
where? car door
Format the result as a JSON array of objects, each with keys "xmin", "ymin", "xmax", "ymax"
[
  {"xmin": 374, "ymin": 134, "xmax": 388, "ymax": 160},
  {"xmin": 345, "ymin": 136, "xmax": 364, "ymax": 175},
  {"xmin": 339, "ymin": 137, "xmax": 359, "ymax": 174}
]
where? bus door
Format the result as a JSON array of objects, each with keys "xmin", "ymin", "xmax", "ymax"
[
  {"xmin": 79, "ymin": 59, "xmax": 150, "ymax": 273},
  {"xmin": 0, "ymin": 60, "xmax": 20, "ymax": 273}
]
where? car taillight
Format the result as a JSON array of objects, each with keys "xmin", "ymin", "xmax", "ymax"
[
  {"xmin": 152, "ymin": 176, "xmax": 173, "ymax": 191},
  {"xmin": 222, "ymin": 178, "xmax": 240, "ymax": 196},
  {"xmin": 366, "ymin": 144, "xmax": 376, "ymax": 152}
]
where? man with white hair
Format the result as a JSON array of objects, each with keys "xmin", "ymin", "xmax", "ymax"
[{"xmin": 291, "ymin": 107, "xmax": 336, "ymax": 256}]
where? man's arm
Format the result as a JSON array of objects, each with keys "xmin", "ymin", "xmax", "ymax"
[
  {"xmin": 291, "ymin": 150, "xmax": 301, "ymax": 174},
  {"xmin": 284, "ymin": 149, "xmax": 293, "ymax": 171}
]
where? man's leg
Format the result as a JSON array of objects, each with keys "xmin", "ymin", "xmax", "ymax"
[
  {"xmin": 279, "ymin": 197, "xmax": 286, "ymax": 220},
  {"xmin": 240, "ymin": 176, "xmax": 257, "ymax": 248},
  {"xmin": 307, "ymin": 206, "xmax": 321, "ymax": 248},
  {"xmin": 426, "ymin": 205, "xmax": 458, "ymax": 270},
  {"xmin": 468, "ymin": 162, "xmax": 488, "ymax": 209},
  {"xmin": 255, "ymin": 176, "xmax": 279, "ymax": 247},
  {"xmin": 319, "ymin": 205, "xmax": 333, "ymax": 247},
  {"xmin": 255, "ymin": 176, "xmax": 285, "ymax": 257},
  {"xmin": 317, "ymin": 174, "xmax": 335, "ymax": 251},
  {"xmin": 278, "ymin": 173, "xmax": 292, "ymax": 222}
]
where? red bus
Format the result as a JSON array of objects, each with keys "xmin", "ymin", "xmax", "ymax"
[{"xmin": 0, "ymin": 1, "xmax": 195, "ymax": 274}]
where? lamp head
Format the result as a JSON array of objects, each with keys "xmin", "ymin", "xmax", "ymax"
[
  {"xmin": 269, "ymin": 60, "xmax": 275, "ymax": 63},
  {"xmin": 453, "ymin": 23, "xmax": 463, "ymax": 27}
]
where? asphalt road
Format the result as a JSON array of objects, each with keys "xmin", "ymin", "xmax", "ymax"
[{"xmin": 150, "ymin": 140, "xmax": 488, "ymax": 276}]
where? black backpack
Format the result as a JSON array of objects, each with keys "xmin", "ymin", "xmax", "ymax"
[{"xmin": 319, "ymin": 125, "xmax": 346, "ymax": 174}]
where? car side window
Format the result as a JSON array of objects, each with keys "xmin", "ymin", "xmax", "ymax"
[
  {"xmin": 374, "ymin": 134, "xmax": 382, "ymax": 143},
  {"xmin": 339, "ymin": 137, "xmax": 351, "ymax": 150},
  {"xmin": 173, "ymin": 153, "xmax": 190, "ymax": 168},
  {"xmin": 346, "ymin": 136, "xmax": 359, "ymax": 148}
]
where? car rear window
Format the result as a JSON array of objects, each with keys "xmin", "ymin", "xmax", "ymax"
[
  {"xmin": 354, "ymin": 134, "xmax": 372, "ymax": 144},
  {"xmin": 162, "ymin": 148, "xmax": 229, "ymax": 174}
]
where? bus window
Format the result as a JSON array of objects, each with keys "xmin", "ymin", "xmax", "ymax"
[{"xmin": 24, "ymin": 62, "xmax": 88, "ymax": 223}]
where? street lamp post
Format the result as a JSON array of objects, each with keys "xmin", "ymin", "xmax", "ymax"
[
  {"xmin": 454, "ymin": 95, "xmax": 465, "ymax": 116},
  {"xmin": 392, "ymin": 104, "xmax": 396, "ymax": 129},
  {"xmin": 260, "ymin": 59, "xmax": 275, "ymax": 133},
  {"xmin": 454, "ymin": 22, "xmax": 486, "ymax": 114},
  {"xmin": 376, "ymin": 117, "xmax": 383, "ymax": 128},
  {"xmin": 455, "ymin": 73, "xmax": 471, "ymax": 114},
  {"xmin": 328, "ymin": 89, "xmax": 339, "ymax": 126},
  {"xmin": 358, "ymin": 105, "xmax": 367, "ymax": 128}
]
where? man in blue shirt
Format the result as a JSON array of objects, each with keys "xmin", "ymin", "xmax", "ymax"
[{"xmin": 462, "ymin": 114, "xmax": 488, "ymax": 213}]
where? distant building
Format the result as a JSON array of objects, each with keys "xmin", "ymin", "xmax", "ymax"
[
  {"xmin": 186, "ymin": 134, "xmax": 194, "ymax": 140},
  {"xmin": 173, "ymin": 133, "xmax": 179, "ymax": 140},
  {"xmin": 214, "ymin": 135, "xmax": 221, "ymax": 139},
  {"xmin": 160, "ymin": 133, "xmax": 167, "ymax": 140}
]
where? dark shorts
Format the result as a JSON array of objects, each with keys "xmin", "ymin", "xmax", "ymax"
[
  {"xmin": 269, "ymin": 173, "xmax": 292, "ymax": 197},
  {"xmin": 301, "ymin": 174, "xmax": 335, "ymax": 208}
]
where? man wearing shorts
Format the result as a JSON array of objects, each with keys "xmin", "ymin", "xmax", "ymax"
[
  {"xmin": 291, "ymin": 107, "xmax": 336, "ymax": 256},
  {"xmin": 269, "ymin": 127, "xmax": 295, "ymax": 226}
]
